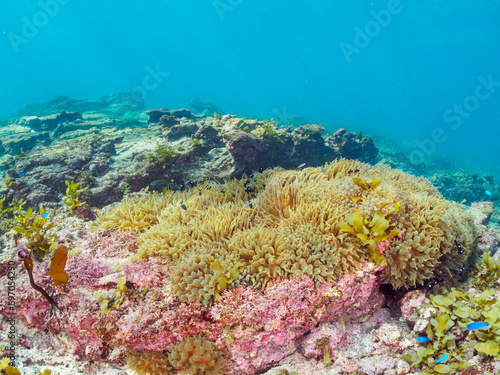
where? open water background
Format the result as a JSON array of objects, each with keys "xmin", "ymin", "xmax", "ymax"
[{"xmin": 1, "ymin": 1, "xmax": 499, "ymax": 178}]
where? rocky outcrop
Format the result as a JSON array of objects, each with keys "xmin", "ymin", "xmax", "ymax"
[
  {"xmin": 329, "ymin": 128, "xmax": 378, "ymax": 163},
  {"xmin": 1, "ymin": 98, "xmax": 379, "ymax": 212},
  {"xmin": 17, "ymin": 110, "xmax": 82, "ymax": 132},
  {"xmin": 13, "ymin": 93, "xmax": 145, "ymax": 118},
  {"xmin": 147, "ymin": 108, "xmax": 195, "ymax": 123}
]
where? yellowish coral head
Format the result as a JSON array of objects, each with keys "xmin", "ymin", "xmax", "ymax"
[{"xmin": 97, "ymin": 158, "xmax": 478, "ymax": 296}]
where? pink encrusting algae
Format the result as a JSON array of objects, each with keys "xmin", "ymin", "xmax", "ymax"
[
  {"xmin": 0, "ymin": 225, "xmax": 386, "ymax": 374},
  {"xmin": 93, "ymin": 259, "xmax": 384, "ymax": 374},
  {"xmin": 3, "ymin": 198, "xmax": 497, "ymax": 374}
]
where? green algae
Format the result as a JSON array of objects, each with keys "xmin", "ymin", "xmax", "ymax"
[
  {"xmin": 12, "ymin": 200, "xmax": 57, "ymax": 258},
  {"xmin": 258, "ymin": 122, "xmax": 284, "ymax": 143},
  {"xmin": 144, "ymin": 142, "xmax": 177, "ymax": 165},
  {"xmin": 340, "ymin": 197, "xmax": 400, "ymax": 266},
  {"xmin": 404, "ymin": 251, "xmax": 500, "ymax": 373},
  {"xmin": 63, "ymin": 180, "xmax": 88, "ymax": 212}
]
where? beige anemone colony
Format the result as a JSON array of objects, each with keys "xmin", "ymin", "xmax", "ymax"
[{"xmin": 97, "ymin": 159, "xmax": 478, "ymax": 305}]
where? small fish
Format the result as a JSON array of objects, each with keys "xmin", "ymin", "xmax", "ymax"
[
  {"xmin": 179, "ymin": 184, "xmax": 185, "ymax": 191},
  {"xmin": 348, "ymin": 169, "xmax": 353, "ymax": 174},
  {"xmin": 455, "ymin": 240, "xmax": 463, "ymax": 255},
  {"xmin": 416, "ymin": 336, "xmax": 430, "ymax": 343},
  {"xmin": 19, "ymin": 172, "xmax": 25, "ymax": 177},
  {"xmin": 434, "ymin": 353, "xmax": 449, "ymax": 364},
  {"xmin": 459, "ymin": 266, "xmax": 466, "ymax": 276},
  {"xmin": 427, "ymin": 279, "xmax": 442, "ymax": 290},
  {"xmin": 466, "ymin": 321, "xmax": 490, "ymax": 330},
  {"xmin": 438, "ymin": 218, "xmax": 450, "ymax": 234},
  {"xmin": 245, "ymin": 187, "xmax": 254, "ymax": 193},
  {"xmin": 297, "ymin": 163, "xmax": 306, "ymax": 169},
  {"xmin": 258, "ymin": 166, "xmax": 264, "ymax": 173},
  {"xmin": 41, "ymin": 212, "xmax": 49, "ymax": 218},
  {"xmin": 243, "ymin": 179, "xmax": 250, "ymax": 187},
  {"xmin": 180, "ymin": 203, "xmax": 187, "ymax": 210},
  {"xmin": 2, "ymin": 213, "xmax": 6, "ymax": 218},
  {"xmin": 189, "ymin": 230, "xmax": 193, "ymax": 236},
  {"xmin": 485, "ymin": 190, "xmax": 492, "ymax": 196},
  {"xmin": 248, "ymin": 201, "xmax": 253, "ymax": 208},
  {"xmin": 199, "ymin": 190, "xmax": 201, "ymax": 196},
  {"xmin": 150, "ymin": 179, "xmax": 171, "ymax": 187},
  {"xmin": 354, "ymin": 169, "xmax": 359, "ymax": 173},
  {"xmin": 460, "ymin": 199, "xmax": 467, "ymax": 204}
]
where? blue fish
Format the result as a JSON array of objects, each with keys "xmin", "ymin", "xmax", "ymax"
[
  {"xmin": 435, "ymin": 353, "xmax": 449, "ymax": 364},
  {"xmin": 8, "ymin": 164, "xmax": 14, "ymax": 168},
  {"xmin": 416, "ymin": 336, "xmax": 430, "ymax": 343},
  {"xmin": 2, "ymin": 214, "xmax": 6, "ymax": 218},
  {"xmin": 466, "ymin": 321, "xmax": 490, "ymax": 330},
  {"xmin": 41, "ymin": 212, "xmax": 49, "ymax": 218},
  {"xmin": 19, "ymin": 172, "xmax": 25, "ymax": 177},
  {"xmin": 485, "ymin": 190, "xmax": 492, "ymax": 196}
]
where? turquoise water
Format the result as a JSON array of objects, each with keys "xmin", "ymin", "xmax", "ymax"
[{"xmin": 1, "ymin": 1, "xmax": 499, "ymax": 177}]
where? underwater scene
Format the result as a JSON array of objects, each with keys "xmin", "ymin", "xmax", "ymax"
[{"xmin": 1, "ymin": 1, "xmax": 500, "ymax": 374}]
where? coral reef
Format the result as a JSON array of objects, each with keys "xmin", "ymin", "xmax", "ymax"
[
  {"xmin": 430, "ymin": 170, "xmax": 498, "ymax": 205},
  {"xmin": 99, "ymin": 158, "xmax": 477, "ymax": 292},
  {"xmin": 2, "ymin": 96, "xmax": 498, "ymax": 374}
]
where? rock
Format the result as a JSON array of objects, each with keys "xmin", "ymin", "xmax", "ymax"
[
  {"xmin": 469, "ymin": 201, "xmax": 494, "ymax": 226},
  {"xmin": 15, "ymin": 115, "xmax": 42, "ymax": 128},
  {"xmin": 329, "ymin": 128, "xmax": 378, "ymax": 163},
  {"xmin": 0, "ymin": 131, "xmax": 50, "ymax": 155},
  {"xmin": 478, "ymin": 227, "xmax": 500, "ymax": 257},
  {"xmin": 164, "ymin": 122, "xmax": 199, "ymax": 141},
  {"xmin": 292, "ymin": 124, "xmax": 339, "ymax": 165},
  {"xmin": 399, "ymin": 290, "xmax": 436, "ymax": 333},
  {"xmin": 293, "ymin": 123, "xmax": 325, "ymax": 142},
  {"xmin": 22, "ymin": 111, "xmax": 83, "ymax": 132},
  {"xmin": 159, "ymin": 114, "xmax": 180, "ymax": 128},
  {"xmin": 13, "ymin": 93, "xmax": 145, "ymax": 118},
  {"xmin": 193, "ymin": 124, "xmax": 224, "ymax": 148},
  {"xmin": 147, "ymin": 108, "xmax": 194, "ymax": 123},
  {"xmin": 223, "ymin": 130, "xmax": 269, "ymax": 173}
]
